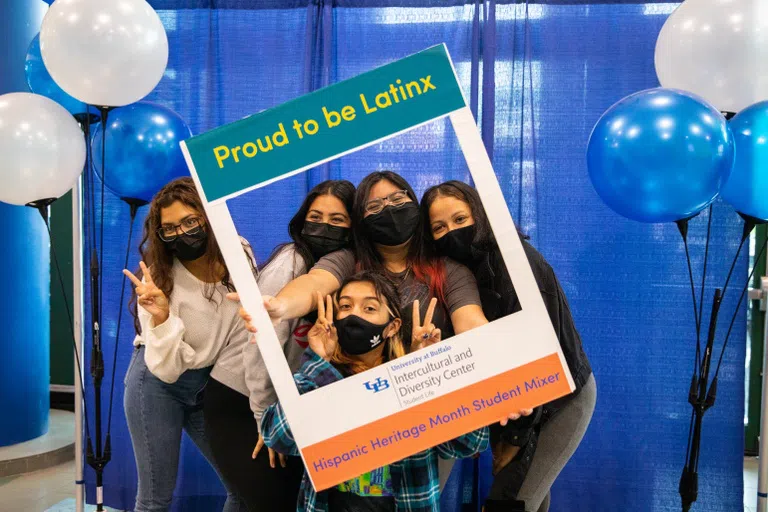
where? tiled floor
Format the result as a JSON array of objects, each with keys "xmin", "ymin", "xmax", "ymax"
[
  {"xmin": 0, "ymin": 457, "xmax": 761, "ymax": 511},
  {"xmin": 745, "ymin": 456, "xmax": 758, "ymax": 512},
  {"xmin": 0, "ymin": 410, "xmax": 74, "ymax": 478}
]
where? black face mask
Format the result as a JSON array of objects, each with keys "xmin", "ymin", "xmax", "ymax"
[
  {"xmin": 301, "ymin": 221, "xmax": 350, "ymax": 260},
  {"xmin": 168, "ymin": 230, "xmax": 208, "ymax": 261},
  {"xmin": 363, "ymin": 202, "xmax": 420, "ymax": 246},
  {"xmin": 434, "ymin": 225, "xmax": 476, "ymax": 265},
  {"xmin": 335, "ymin": 315, "xmax": 389, "ymax": 355}
]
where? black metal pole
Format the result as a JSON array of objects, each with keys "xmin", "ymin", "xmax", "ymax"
[{"xmin": 680, "ymin": 287, "xmax": 722, "ymax": 512}]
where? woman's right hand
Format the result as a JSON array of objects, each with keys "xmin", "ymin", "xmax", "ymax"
[
  {"xmin": 252, "ymin": 436, "xmax": 287, "ymax": 469},
  {"xmin": 307, "ymin": 292, "xmax": 337, "ymax": 361},
  {"xmin": 124, "ymin": 261, "xmax": 170, "ymax": 326},
  {"xmin": 411, "ymin": 298, "xmax": 441, "ymax": 352},
  {"xmin": 226, "ymin": 293, "xmax": 288, "ymax": 332}
]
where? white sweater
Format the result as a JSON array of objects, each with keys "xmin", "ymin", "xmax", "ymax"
[
  {"xmin": 244, "ymin": 245, "xmax": 312, "ymax": 433},
  {"xmin": 134, "ymin": 255, "xmax": 252, "ymax": 394}
]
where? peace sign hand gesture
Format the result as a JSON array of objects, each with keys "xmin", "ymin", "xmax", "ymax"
[
  {"xmin": 307, "ymin": 292, "xmax": 337, "ymax": 361},
  {"xmin": 124, "ymin": 261, "xmax": 170, "ymax": 326},
  {"xmin": 411, "ymin": 297, "xmax": 441, "ymax": 352}
]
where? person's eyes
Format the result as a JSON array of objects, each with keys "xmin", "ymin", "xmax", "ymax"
[
  {"xmin": 364, "ymin": 306, "xmax": 378, "ymax": 313},
  {"xmin": 330, "ymin": 216, "xmax": 347, "ymax": 225},
  {"xmin": 308, "ymin": 214, "xmax": 322, "ymax": 221},
  {"xmin": 455, "ymin": 215, "xmax": 467, "ymax": 224},
  {"xmin": 338, "ymin": 303, "xmax": 352, "ymax": 311},
  {"xmin": 183, "ymin": 218, "xmax": 199, "ymax": 227},
  {"xmin": 432, "ymin": 224, "xmax": 445, "ymax": 234}
]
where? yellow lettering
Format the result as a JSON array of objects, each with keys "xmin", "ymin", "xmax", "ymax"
[
  {"xmin": 323, "ymin": 106, "xmax": 341, "ymax": 128},
  {"xmin": 292, "ymin": 119, "xmax": 304, "ymax": 139},
  {"xmin": 341, "ymin": 105, "xmax": 356, "ymax": 121},
  {"xmin": 360, "ymin": 93, "xmax": 377, "ymax": 114},
  {"xmin": 273, "ymin": 123, "xmax": 289, "ymax": 146},
  {"xmin": 419, "ymin": 75, "xmax": 436, "ymax": 91},
  {"xmin": 213, "ymin": 146, "xmax": 230, "ymax": 169},
  {"xmin": 242, "ymin": 142, "xmax": 257, "ymax": 158},
  {"xmin": 232, "ymin": 146, "xmax": 242, "ymax": 163},
  {"xmin": 388, "ymin": 84, "xmax": 401, "ymax": 103},
  {"xmin": 375, "ymin": 92, "xmax": 393, "ymax": 109},
  {"xmin": 256, "ymin": 137, "xmax": 273, "ymax": 152},
  {"xmin": 406, "ymin": 81, "xmax": 421, "ymax": 98},
  {"xmin": 304, "ymin": 119, "xmax": 319, "ymax": 135}
]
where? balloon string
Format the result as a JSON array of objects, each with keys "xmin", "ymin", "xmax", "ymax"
[
  {"xmin": 99, "ymin": 109, "xmax": 108, "ymax": 329},
  {"xmin": 41, "ymin": 210, "xmax": 92, "ymax": 443},
  {"xmin": 106, "ymin": 207, "xmax": 137, "ymax": 437},
  {"xmin": 697, "ymin": 206, "xmax": 712, "ymax": 340},
  {"xmin": 680, "ymin": 227, "xmax": 699, "ymax": 468},
  {"xmin": 712, "ymin": 236, "xmax": 768, "ymax": 382},
  {"xmin": 720, "ymin": 229, "xmax": 749, "ymax": 304},
  {"xmin": 682, "ymin": 234, "xmax": 701, "ymax": 376}
]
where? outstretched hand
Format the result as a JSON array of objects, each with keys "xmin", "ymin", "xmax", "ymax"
[
  {"xmin": 307, "ymin": 292, "xmax": 337, "ymax": 360},
  {"xmin": 411, "ymin": 297, "xmax": 441, "ymax": 351},
  {"xmin": 124, "ymin": 261, "xmax": 169, "ymax": 325}
]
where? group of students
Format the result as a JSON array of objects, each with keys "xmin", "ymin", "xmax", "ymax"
[{"xmin": 121, "ymin": 171, "xmax": 596, "ymax": 512}]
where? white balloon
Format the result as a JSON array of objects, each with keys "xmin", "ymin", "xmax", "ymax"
[
  {"xmin": 39, "ymin": 0, "xmax": 169, "ymax": 107},
  {"xmin": 0, "ymin": 93, "xmax": 86, "ymax": 206},
  {"xmin": 655, "ymin": 0, "xmax": 768, "ymax": 113}
]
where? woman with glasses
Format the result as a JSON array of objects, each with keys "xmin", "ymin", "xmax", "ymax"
[
  {"xmin": 252, "ymin": 171, "xmax": 490, "ymax": 348},
  {"xmin": 122, "ymin": 177, "xmax": 254, "ymax": 512}
]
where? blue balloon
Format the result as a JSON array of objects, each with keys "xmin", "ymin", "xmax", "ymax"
[
  {"xmin": 91, "ymin": 102, "xmax": 192, "ymax": 203},
  {"xmin": 25, "ymin": 34, "xmax": 90, "ymax": 116},
  {"xmin": 587, "ymin": 88, "xmax": 734, "ymax": 223},
  {"xmin": 720, "ymin": 101, "xmax": 768, "ymax": 221}
]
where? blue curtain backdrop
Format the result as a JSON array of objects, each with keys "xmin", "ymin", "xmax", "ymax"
[{"xmin": 81, "ymin": 1, "xmax": 747, "ymax": 511}]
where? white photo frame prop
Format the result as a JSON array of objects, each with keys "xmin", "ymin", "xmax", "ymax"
[{"xmin": 180, "ymin": 45, "xmax": 574, "ymax": 491}]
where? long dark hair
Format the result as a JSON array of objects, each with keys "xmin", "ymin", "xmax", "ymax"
[
  {"xmin": 421, "ymin": 180, "xmax": 496, "ymax": 252},
  {"xmin": 353, "ymin": 171, "xmax": 445, "ymax": 302},
  {"xmin": 131, "ymin": 177, "xmax": 235, "ymax": 334},
  {"xmin": 329, "ymin": 271, "xmax": 406, "ymax": 375},
  {"xmin": 260, "ymin": 179, "xmax": 355, "ymax": 273}
]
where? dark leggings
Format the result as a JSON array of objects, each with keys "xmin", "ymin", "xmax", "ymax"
[{"xmin": 203, "ymin": 378, "xmax": 304, "ymax": 512}]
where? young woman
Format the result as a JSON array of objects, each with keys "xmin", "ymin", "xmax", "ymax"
[
  {"xmin": 257, "ymin": 171, "xmax": 489, "ymax": 345},
  {"xmin": 421, "ymin": 180, "xmax": 596, "ymax": 512},
  {"xmin": 207, "ymin": 179, "xmax": 355, "ymax": 511},
  {"xmin": 258, "ymin": 271, "xmax": 489, "ymax": 511},
  {"xmin": 237, "ymin": 171, "xmax": 529, "ymax": 489},
  {"xmin": 122, "ymin": 177, "xmax": 249, "ymax": 512}
]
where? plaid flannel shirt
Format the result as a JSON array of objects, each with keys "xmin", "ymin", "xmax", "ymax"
[{"xmin": 261, "ymin": 348, "xmax": 489, "ymax": 512}]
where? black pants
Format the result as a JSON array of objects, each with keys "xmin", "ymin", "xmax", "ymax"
[{"xmin": 203, "ymin": 378, "xmax": 304, "ymax": 512}]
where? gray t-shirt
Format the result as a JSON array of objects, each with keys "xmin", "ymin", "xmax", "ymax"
[{"xmin": 313, "ymin": 249, "xmax": 481, "ymax": 342}]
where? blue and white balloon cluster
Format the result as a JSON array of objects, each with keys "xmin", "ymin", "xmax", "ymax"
[
  {"xmin": 0, "ymin": 0, "xmax": 191, "ymax": 206},
  {"xmin": 588, "ymin": 0, "xmax": 768, "ymax": 224}
]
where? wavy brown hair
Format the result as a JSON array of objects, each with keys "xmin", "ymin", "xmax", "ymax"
[
  {"xmin": 131, "ymin": 177, "xmax": 238, "ymax": 334},
  {"xmin": 329, "ymin": 271, "xmax": 406, "ymax": 375}
]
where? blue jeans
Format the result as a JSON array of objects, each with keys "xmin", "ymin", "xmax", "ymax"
[{"xmin": 124, "ymin": 346, "xmax": 246, "ymax": 512}]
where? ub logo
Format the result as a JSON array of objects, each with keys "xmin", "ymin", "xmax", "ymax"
[{"xmin": 364, "ymin": 376, "xmax": 390, "ymax": 393}]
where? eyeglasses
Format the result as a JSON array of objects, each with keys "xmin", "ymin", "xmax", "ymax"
[
  {"xmin": 157, "ymin": 217, "xmax": 203, "ymax": 242},
  {"xmin": 364, "ymin": 189, "xmax": 410, "ymax": 215}
]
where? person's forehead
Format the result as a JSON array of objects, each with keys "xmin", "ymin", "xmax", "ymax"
[
  {"xmin": 368, "ymin": 179, "xmax": 401, "ymax": 199},
  {"xmin": 341, "ymin": 281, "xmax": 378, "ymax": 299},
  {"xmin": 160, "ymin": 202, "xmax": 197, "ymax": 223}
]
